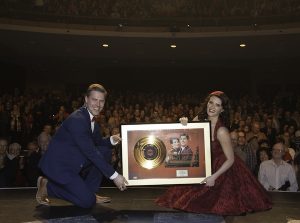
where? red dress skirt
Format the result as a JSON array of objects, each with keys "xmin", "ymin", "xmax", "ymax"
[{"xmin": 155, "ymin": 122, "xmax": 272, "ymax": 215}]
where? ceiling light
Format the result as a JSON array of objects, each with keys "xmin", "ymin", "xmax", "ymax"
[
  {"xmin": 102, "ymin": 44, "xmax": 109, "ymax": 48},
  {"xmin": 170, "ymin": 44, "xmax": 177, "ymax": 48},
  {"xmin": 239, "ymin": 43, "xmax": 246, "ymax": 48}
]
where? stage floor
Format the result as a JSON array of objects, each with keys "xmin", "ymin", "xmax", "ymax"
[{"xmin": 0, "ymin": 186, "xmax": 299, "ymax": 223}]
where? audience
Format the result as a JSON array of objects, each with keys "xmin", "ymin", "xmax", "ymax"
[
  {"xmin": 0, "ymin": 1, "xmax": 299, "ymax": 192},
  {"xmin": 0, "ymin": 87, "xmax": 300, "ymax": 191},
  {"xmin": 1, "ymin": 0, "xmax": 299, "ymax": 19}
]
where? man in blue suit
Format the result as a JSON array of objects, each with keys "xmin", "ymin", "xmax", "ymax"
[{"xmin": 36, "ymin": 83, "xmax": 128, "ymax": 208}]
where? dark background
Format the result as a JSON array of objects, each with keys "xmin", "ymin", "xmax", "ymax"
[{"xmin": 1, "ymin": 28, "xmax": 300, "ymax": 95}]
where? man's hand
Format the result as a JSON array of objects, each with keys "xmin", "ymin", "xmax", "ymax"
[
  {"xmin": 113, "ymin": 174, "xmax": 128, "ymax": 191},
  {"xmin": 111, "ymin": 134, "xmax": 122, "ymax": 144}
]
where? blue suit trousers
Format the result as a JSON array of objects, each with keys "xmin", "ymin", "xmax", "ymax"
[{"xmin": 46, "ymin": 148, "xmax": 111, "ymax": 208}]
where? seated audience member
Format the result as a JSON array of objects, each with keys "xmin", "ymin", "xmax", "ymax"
[
  {"xmin": 294, "ymin": 153, "xmax": 300, "ymax": 191},
  {"xmin": 276, "ymin": 136, "xmax": 295, "ymax": 164},
  {"xmin": 0, "ymin": 138, "xmax": 9, "ymax": 186},
  {"xmin": 43, "ymin": 124, "xmax": 53, "ymax": 135},
  {"xmin": 52, "ymin": 106, "xmax": 69, "ymax": 126},
  {"xmin": 258, "ymin": 139, "xmax": 271, "ymax": 150},
  {"xmin": 25, "ymin": 141, "xmax": 42, "ymax": 186},
  {"xmin": 258, "ymin": 142, "xmax": 298, "ymax": 192},
  {"xmin": 37, "ymin": 132, "xmax": 51, "ymax": 155},
  {"xmin": 0, "ymin": 138, "xmax": 8, "ymax": 169},
  {"xmin": 254, "ymin": 147, "xmax": 271, "ymax": 177},
  {"xmin": 110, "ymin": 127, "xmax": 122, "ymax": 173},
  {"xmin": 283, "ymin": 131, "xmax": 296, "ymax": 160},
  {"xmin": 292, "ymin": 130, "xmax": 300, "ymax": 152},
  {"xmin": 246, "ymin": 121, "xmax": 267, "ymax": 143},
  {"xmin": 232, "ymin": 130, "xmax": 246, "ymax": 162},
  {"xmin": 3, "ymin": 142, "xmax": 24, "ymax": 186},
  {"xmin": 236, "ymin": 130, "xmax": 257, "ymax": 172},
  {"xmin": 261, "ymin": 117, "xmax": 277, "ymax": 146}
]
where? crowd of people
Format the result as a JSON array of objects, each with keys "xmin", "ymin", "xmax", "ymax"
[
  {"xmin": 2, "ymin": 0, "xmax": 299, "ymax": 19},
  {"xmin": 0, "ymin": 87, "xmax": 299, "ymax": 193}
]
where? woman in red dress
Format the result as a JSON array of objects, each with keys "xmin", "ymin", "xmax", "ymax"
[{"xmin": 155, "ymin": 91, "xmax": 272, "ymax": 215}]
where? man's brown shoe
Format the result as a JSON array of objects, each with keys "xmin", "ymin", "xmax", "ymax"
[
  {"xmin": 36, "ymin": 176, "xmax": 50, "ymax": 206},
  {"xmin": 95, "ymin": 194, "xmax": 111, "ymax": 203}
]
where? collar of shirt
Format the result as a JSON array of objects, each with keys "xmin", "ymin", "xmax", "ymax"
[
  {"xmin": 270, "ymin": 159, "xmax": 285, "ymax": 166},
  {"xmin": 87, "ymin": 110, "xmax": 95, "ymax": 132},
  {"xmin": 87, "ymin": 109, "xmax": 94, "ymax": 122}
]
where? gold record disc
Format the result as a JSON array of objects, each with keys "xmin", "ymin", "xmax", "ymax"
[{"xmin": 134, "ymin": 135, "xmax": 166, "ymax": 169}]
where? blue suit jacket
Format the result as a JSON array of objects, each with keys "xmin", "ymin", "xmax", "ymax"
[{"xmin": 39, "ymin": 107, "xmax": 115, "ymax": 184}]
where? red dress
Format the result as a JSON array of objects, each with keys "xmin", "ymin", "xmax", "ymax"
[{"xmin": 155, "ymin": 121, "xmax": 272, "ymax": 215}]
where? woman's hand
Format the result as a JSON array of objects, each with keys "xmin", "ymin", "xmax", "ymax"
[
  {"xmin": 179, "ymin": 117, "xmax": 188, "ymax": 126},
  {"xmin": 201, "ymin": 175, "xmax": 216, "ymax": 187}
]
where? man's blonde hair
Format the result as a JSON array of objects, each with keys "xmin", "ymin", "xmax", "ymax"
[{"xmin": 86, "ymin": 84, "xmax": 107, "ymax": 98}]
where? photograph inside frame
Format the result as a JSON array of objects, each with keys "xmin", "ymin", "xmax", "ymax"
[{"xmin": 121, "ymin": 122, "xmax": 211, "ymax": 186}]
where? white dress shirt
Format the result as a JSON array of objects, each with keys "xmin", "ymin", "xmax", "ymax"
[
  {"xmin": 87, "ymin": 110, "xmax": 119, "ymax": 180},
  {"xmin": 258, "ymin": 159, "xmax": 298, "ymax": 192}
]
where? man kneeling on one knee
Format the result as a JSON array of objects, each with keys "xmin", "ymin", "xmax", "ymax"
[{"xmin": 36, "ymin": 83, "xmax": 128, "ymax": 208}]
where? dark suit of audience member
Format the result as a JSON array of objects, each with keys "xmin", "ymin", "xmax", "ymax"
[
  {"xmin": 3, "ymin": 142, "xmax": 22, "ymax": 186},
  {"xmin": 25, "ymin": 142, "xmax": 42, "ymax": 187}
]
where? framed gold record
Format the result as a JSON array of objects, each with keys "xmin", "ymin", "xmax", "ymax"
[
  {"xmin": 133, "ymin": 136, "xmax": 166, "ymax": 169},
  {"xmin": 121, "ymin": 122, "xmax": 211, "ymax": 186}
]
